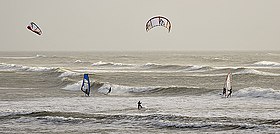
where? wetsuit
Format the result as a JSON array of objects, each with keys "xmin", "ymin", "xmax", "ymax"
[{"xmin": 138, "ymin": 101, "xmax": 142, "ymax": 110}]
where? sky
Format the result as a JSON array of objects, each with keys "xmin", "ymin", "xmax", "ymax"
[{"xmin": 1, "ymin": 0, "xmax": 280, "ymax": 51}]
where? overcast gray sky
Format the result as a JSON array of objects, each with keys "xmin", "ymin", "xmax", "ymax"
[{"xmin": 1, "ymin": 0, "xmax": 280, "ymax": 51}]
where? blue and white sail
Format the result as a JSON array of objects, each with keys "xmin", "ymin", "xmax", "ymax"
[{"xmin": 81, "ymin": 74, "xmax": 90, "ymax": 96}]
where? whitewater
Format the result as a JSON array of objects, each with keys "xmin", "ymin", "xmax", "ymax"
[{"xmin": 0, "ymin": 51, "xmax": 279, "ymax": 133}]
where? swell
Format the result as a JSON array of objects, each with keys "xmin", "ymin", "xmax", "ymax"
[
  {"xmin": 234, "ymin": 87, "xmax": 280, "ymax": 99},
  {"xmin": 2, "ymin": 62, "xmax": 279, "ymax": 77},
  {"xmin": 0, "ymin": 63, "xmax": 59, "ymax": 72},
  {"xmin": 60, "ymin": 80, "xmax": 212, "ymax": 96},
  {"xmin": 250, "ymin": 61, "xmax": 280, "ymax": 67},
  {"xmin": 1, "ymin": 111, "xmax": 279, "ymax": 130}
]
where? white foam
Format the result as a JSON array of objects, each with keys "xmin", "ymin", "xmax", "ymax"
[
  {"xmin": 74, "ymin": 60, "xmax": 82, "ymax": 63},
  {"xmin": 35, "ymin": 54, "xmax": 47, "ymax": 58},
  {"xmin": 62, "ymin": 80, "xmax": 83, "ymax": 91},
  {"xmin": 97, "ymin": 83, "xmax": 156, "ymax": 95},
  {"xmin": 234, "ymin": 87, "xmax": 280, "ymax": 99},
  {"xmin": 184, "ymin": 65, "xmax": 207, "ymax": 72},
  {"xmin": 143, "ymin": 62, "xmax": 161, "ymax": 67},
  {"xmin": 251, "ymin": 61, "xmax": 280, "ymax": 67},
  {"xmin": 74, "ymin": 60, "xmax": 91, "ymax": 64},
  {"xmin": 92, "ymin": 61, "xmax": 134, "ymax": 67},
  {"xmin": 38, "ymin": 116, "xmax": 82, "ymax": 122},
  {"xmin": 0, "ymin": 63, "xmax": 56, "ymax": 72},
  {"xmin": 234, "ymin": 68, "xmax": 280, "ymax": 76},
  {"xmin": 58, "ymin": 71, "xmax": 81, "ymax": 78},
  {"xmin": 0, "ymin": 54, "xmax": 47, "ymax": 59}
]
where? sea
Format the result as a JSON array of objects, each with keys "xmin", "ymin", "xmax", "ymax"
[{"xmin": 0, "ymin": 51, "xmax": 279, "ymax": 133}]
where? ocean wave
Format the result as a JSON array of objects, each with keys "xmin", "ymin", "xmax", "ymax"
[
  {"xmin": 62, "ymin": 81, "xmax": 206, "ymax": 96},
  {"xmin": 91, "ymin": 61, "xmax": 213, "ymax": 72},
  {"xmin": 141, "ymin": 63, "xmax": 212, "ymax": 72},
  {"xmin": 58, "ymin": 70, "xmax": 81, "ymax": 78},
  {"xmin": 62, "ymin": 80, "xmax": 83, "ymax": 91},
  {"xmin": 251, "ymin": 61, "xmax": 280, "ymax": 67},
  {"xmin": 62, "ymin": 80, "xmax": 102, "ymax": 91},
  {"xmin": 36, "ymin": 116, "xmax": 85, "ymax": 124},
  {"xmin": 142, "ymin": 63, "xmax": 186, "ymax": 70},
  {"xmin": 0, "ymin": 56, "xmax": 36, "ymax": 59},
  {"xmin": 74, "ymin": 60, "xmax": 91, "ymax": 64},
  {"xmin": 267, "ymin": 53, "xmax": 280, "ymax": 56},
  {"xmin": 97, "ymin": 83, "xmax": 156, "ymax": 95},
  {"xmin": 97, "ymin": 83, "xmax": 207, "ymax": 96},
  {"xmin": 92, "ymin": 61, "xmax": 134, "ymax": 67},
  {"xmin": 0, "ymin": 111, "xmax": 85, "ymax": 124},
  {"xmin": 1, "ymin": 111, "xmax": 278, "ymax": 131},
  {"xmin": 234, "ymin": 87, "xmax": 280, "ymax": 99},
  {"xmin": 0, "ymin": 63, "xmax": 83, "ymax": 79},
  {"xmin": 0, "ymin": 54, "xmax": 47, "ymax": 59},
  {"xmin": 0, "ymin": 63, "xmax": 58, "ymax": 72},
  {"xmin": 35, "ymin": 54, "xmax": 47, "ymax": 58},
  {"xmin": 234, "ymin": 68, "xmax": 280, "ymax": 76},
  {"xmin": 202, "ymin": 57, "xmax": 229, "ymax": 62}
]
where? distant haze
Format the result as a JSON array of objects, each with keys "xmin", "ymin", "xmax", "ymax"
[{"xmin": 1, "ymin": 0, "xmax": 280, "ymax": 51}]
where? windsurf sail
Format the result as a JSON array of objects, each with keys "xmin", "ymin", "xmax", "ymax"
[
  {"xmin": 223, "ymin": 70, "xmax": 232, "ymax": 97},
  {"xmin": 27, "ymin": 22, "xmax": 42, "ymax": 35},
  {"xmin": 107, "ymin": 87, "xmax": 112, "ymax": 94},
  {"xmin": 146, "ymin": 16, "xmax": 171, "ymax": 32},
  {"xmin": 81, "ymin": 74, "xmax": 90, "ymax": 96}
]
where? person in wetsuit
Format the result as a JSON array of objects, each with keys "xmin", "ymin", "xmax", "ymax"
[
  {"xmin": 223, "ymin": 87, "xmax": 226, "ymax": 97},
  {"xmin": 227, "ymin": 87, "xmax": 232, "ymax": 98},
  {"xmin": 138, "ymin": 101, "xmax": 142, "ymax": 110}
]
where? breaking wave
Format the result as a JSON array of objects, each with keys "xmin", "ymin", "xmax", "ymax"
[
  {"xmin": 74, "ymin": 60, "xmax": 91, "ymax": 64},
  {"xmin": 58, "ymin": 69, "xmax": 81, "ymax": 78},
  {"xmin": 141, "ymin": 63, "xmax": 211, "ymax": 72},
  {"xmin": 233, "ymin": 68, "xmax": 280, "ymax": 76},
  {"xmin": 35, "ymin": 54, "xmax": 47, "ymax": 58},
  {"xmin": 0, "ymin": 63, "xmax": 58, "ymax": 72},
  {"xmin": 202, "ymin": 57, "xmax": 229, "ymax": 62},
  {"xmin": 0, "ymin": 63, "xmax": 82, "ymax": 78},
  {"xmin": 62, "ymin": 81, "xmax": 209, "ymax": 96},
  {"xmin": 92, "ymin": 61, "xmax": 134, "ymax": 67},
  {"xmin": 0, "ymin": 54, "xmax": 47, "ymax": 59},
  {"xmin": 1, "ymin": 111, "xmax": 278, "ymax": 131},
  {"xmin": 251, "ymin": 61, "xmax": 280, "ymax": 67},
  {"xmin": 62, "ymin": 80, "xmax": 83, "ymax": 91},
  {"xmin": 234, "ymin": 87, "xmax": 280, "ymax": 99}
]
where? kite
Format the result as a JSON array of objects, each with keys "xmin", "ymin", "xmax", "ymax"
[
  {"xmin": 27, "ymin": 22, "xmax": 42, "ymax": 35},
  {"xmin": 146, "ymin": 16, "xmax": 171, "ymax": 32}
]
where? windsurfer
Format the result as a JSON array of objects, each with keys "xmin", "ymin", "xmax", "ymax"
[
  {"xmin": 227, "ymin": 87, "xmax": 232, "ymax": 98},
  {"xmin": 138, "ymin": 101, "xmax": 142, "ymax": 110},
  {"xmin": 223, "ymin": 87, "xmax": 226, "ymax": 97}
]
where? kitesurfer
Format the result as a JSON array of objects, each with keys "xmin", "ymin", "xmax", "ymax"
[{"xmin": 138, "ymin": 101, "xmax": 142, "ymax": 110}]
